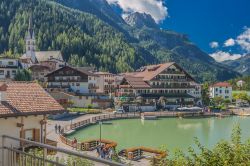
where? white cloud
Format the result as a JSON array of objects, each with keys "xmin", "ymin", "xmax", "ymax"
[
  {"xmin": 224, "ymin": 38, "xmax": 235, "ymax": 47},
  {"xmin": 209, "ymin": 41, "xmax": 219, "ymax": 48},
  {"xmin": 236, "ymin": 27, "xmax": 250, "ymax": 52},
  {"xmin": 210, "ymin": 51, "xmax": 242, "ymax": 62},
  {"xmin": 107, "ymin": 0, "xmax": 168, "ymax": 23}
]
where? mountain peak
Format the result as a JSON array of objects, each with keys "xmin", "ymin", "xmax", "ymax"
[{"xmin": 124, "ymin": 12, "xmax": 158, "ymax": 29}]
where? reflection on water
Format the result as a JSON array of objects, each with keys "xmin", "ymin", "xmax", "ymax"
[
  {"xmin": 141, "ymin": 119, "xmax": 144, "ymax": 125},
  {"xmin": 177, "ymin": 123, "xmax": 202, "ymax": 129},
  {"xmin": 68, "ymin": 116, "xmax": 250, "ymax": 153}
]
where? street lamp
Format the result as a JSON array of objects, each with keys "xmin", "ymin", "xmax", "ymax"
[{"xmin": 99, "ymin": 121, "xmax": 102, "ymax": 145}]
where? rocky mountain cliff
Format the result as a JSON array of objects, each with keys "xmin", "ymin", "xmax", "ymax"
[
  {"xmin": 124, "ymin": 12, "xmax": 158, "ymax": 29},
  {"xmin": 223, "ymin": 54, "xmax": 250, "ymax": 76}
]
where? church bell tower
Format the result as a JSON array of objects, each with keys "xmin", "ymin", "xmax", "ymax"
[{"xmin": 25, "ymin": 12, "xmax": 36, "ymax": 63}]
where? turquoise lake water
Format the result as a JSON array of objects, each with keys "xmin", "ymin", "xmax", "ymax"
[{"xmin": 68, "ymin": 116, "xmax": 250, "ymax": 154}]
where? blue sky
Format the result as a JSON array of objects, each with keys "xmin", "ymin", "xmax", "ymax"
[
  {"xmin": 108, "ymin": 0, "xmax": 250, "ymax": 62},
  {"xmin": 162, "ymin": 0, "xmax": 249, "ymax": 54}
]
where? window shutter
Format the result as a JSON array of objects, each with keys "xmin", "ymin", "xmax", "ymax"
[{"xmin": 33, "ymin": 129, "xmax": 40, "ymax": 142}]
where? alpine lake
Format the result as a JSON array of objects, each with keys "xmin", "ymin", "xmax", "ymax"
[{"xmin": 67, "ymin": 116, "xmax": 250, "ymax": 154}]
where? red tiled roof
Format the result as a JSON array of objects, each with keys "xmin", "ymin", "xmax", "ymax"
[
  {"xmin": 211, "ymin": 82, "xmax": 232, "ymax": 87},
  {"xmin": 0, "ymin": 82, "xmax": 65, "ymax": 117}
]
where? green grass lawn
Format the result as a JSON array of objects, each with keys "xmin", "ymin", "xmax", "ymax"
[
  {"xmin": 233, "ymin": 91, "xmax": 250, "ymax": 96},
  {"xmin": 68, "ymin": 107, "xmax": 102, "ymax": 114}
]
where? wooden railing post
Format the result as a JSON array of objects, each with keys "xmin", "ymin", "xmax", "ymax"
[
  {"xmin": 43, "ymin": 147, "xmax": 47, "ymax": 166},
  {"xmin": 2, "ymin": 135, "xmax": 5, "ymax": 166}
]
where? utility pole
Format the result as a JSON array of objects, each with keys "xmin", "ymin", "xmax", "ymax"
[{"xmin": 99, "ymin": 121, "xmax": 102, "ymax": 145}]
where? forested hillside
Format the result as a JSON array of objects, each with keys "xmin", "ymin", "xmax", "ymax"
[
  {"xmin": 0, "ymin": 0, "xmax": 241, "ymax": 82},
  {"xmin": 55, "ymin": 0, "xmax": 241, "ymax": 82},
  {"xmin": 0, "ymin": 0, "xmax": 146, "ymax": 73},
  {"xmin": 228, "ymin": 76, "xmax": 250, "ymax": 91}
]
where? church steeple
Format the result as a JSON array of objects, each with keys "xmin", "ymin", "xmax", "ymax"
[
  {"xmin": 25, "ymin": 12, "xmax": 36, "ymax": 63},
  {"xmin": 28, "ymin": 12, "xmax": 34, "ymax": 38}
]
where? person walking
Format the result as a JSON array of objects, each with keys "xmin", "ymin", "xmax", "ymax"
[
  {"xmin": 55, "ymin": 124, "xmax": 58, "ymax": 134},
  {"xmin": 58, "ymin": 125, "xmax": 61, "ymax": 134},
  {"xmin": 108, "ymin": 147, "xmax": 114, "ymax": 160},
  {"xmin": 72, "ymin": 137, "xmax": 77, "ymax": 150},
  {"xmin": 100, "ymin": 144, "xmax": 105, "ymax": 158},
  {"xmin": 96, "ymin": 145, "xmax": 101, "ymax": 158}
]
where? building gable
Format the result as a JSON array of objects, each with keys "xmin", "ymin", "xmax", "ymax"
[{"xmin": 46, "ymin": 66, "xmax": 90, "ymax": 80}]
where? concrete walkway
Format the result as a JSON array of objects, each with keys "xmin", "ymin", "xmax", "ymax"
[{"xmin": 46, "ymin": 113, "xmax": 151, "ymax": 166}]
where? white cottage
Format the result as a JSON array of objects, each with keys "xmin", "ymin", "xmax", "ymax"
[{"xmin": 0, "ymin": 82, "xmax": 65, "ymax": 165}]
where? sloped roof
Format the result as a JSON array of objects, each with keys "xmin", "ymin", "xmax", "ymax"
[
  {"xmin": 35, "ymin": 51, "xmax": 63, "ymax": 62},
  {"xmin": 75, "ymin": 67, "xmax": 96, "ymax": 76},
  {"xmin": 29, "ymin": 64, "xmax": 50, "ymax": 71},
  {"xmin": 0, "ymin": 82, "xmax": 65, "ymax": 118},
  {"xmin": 211, "ymin": 82, "xmax": 232, "ymax": 87},
  {"xmin": 123, "ymin": 76, "xmax": 150, "ymax": 88},
  {"xmin": 95, "ymin": 71, "xmax": 115, "ymax": 75},
  {"xmin": 123, "ymin": 62, "xmax": 195, "ymax": 82},
  {"xmin": 46, "ymin": 66, "xmax": 96, "ymax": 77},
  {"xmin": 134, "ymin": 63, "xmax": 175, "ymax": 81}
]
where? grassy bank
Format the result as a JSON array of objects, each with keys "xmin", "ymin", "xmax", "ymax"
[{"xmin": 68, "ymin": 108, "xmax": 102, "ymax": 114}]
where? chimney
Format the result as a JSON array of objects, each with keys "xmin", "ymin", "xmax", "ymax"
[{"xmin": 0, "ymin": 83, "xmax": 8, "ymax": 101}]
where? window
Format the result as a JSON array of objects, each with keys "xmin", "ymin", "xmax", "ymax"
[
  {"xmin": 12, "ymin": 70, "xmax": 16, "ymax": 75},
  {"xmin": 24, "ymin": 129, "xmax": 34, "ymax": 141},
  {"xmin": 219, "ymin": 90, "xmax": 222, "ymax": 93},
  {"xmin": 0, "ymin": 70, "xmax": 4, "ymax": 75},
  {"xmin": 0, "ymin": 61, "xmax": 2, "ymax": 65},
  {"xmin": 215, "ymin": 88, "xmax": 218, "ymax": 92},
  {"xmin": 76, "ymin": 83, "xmax": 80, "ymax": 86}
]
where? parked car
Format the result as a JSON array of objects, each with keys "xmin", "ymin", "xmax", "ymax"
[{"xmin": 113, "ymin": 108, "xmax": 124, "ymax": 114}]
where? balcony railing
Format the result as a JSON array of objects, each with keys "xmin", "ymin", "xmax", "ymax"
[
  {"xmin": 151, "ymin": 78, "xmax": 191, "ymax": 82},
  {"xmin": 88, "ymin": 85, "xmax": 99, "ymax": 89},
  {"xmin": 150, "ymin": 85, "xmax": 195, "ymax": 89},
  {"xmin": 47, "ymin": 85, "xmax": 70, "ymax": 88},
  {"xmin": 119, "ymin": 85, "xmax": 131, "ymax": 88},
  {"xmin": 1, "ymin": 135, "xmax": 124, "ymax": 166}
]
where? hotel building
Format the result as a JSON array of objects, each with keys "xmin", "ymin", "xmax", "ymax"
[{"xmin": 118, "ymin": 62, "xmax": 202, "ymax": 109}]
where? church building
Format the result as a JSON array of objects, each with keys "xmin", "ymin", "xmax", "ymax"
[{"xmin": 20, "ymin": 13, "xmax": 66, "ymax": 81}]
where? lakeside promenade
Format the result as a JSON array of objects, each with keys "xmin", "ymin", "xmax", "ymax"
[{"xmin": 46, "ymin": 111, "xmax": 221, "ymax": 165}]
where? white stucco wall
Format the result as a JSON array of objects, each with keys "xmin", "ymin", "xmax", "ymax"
[
  {"xmin": 69, "ymin": 95, "xmax": 93, "ymax": 107},
  {"xmin": 0, "ymin": 115, "xmax": 43, "ymax": 165},
  {"xmin": 209, "ymin": 86, "xmax": 232, "ymax": 101},
  {"xmin": 70, "ymin": 82, "xmax": 89, "ymax": 93},
  {"xmin": 0, "ymin": 68, "xmax": 18, "ymax": 79}
]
